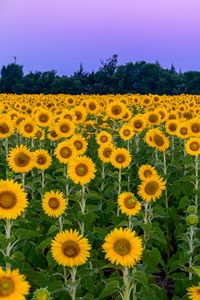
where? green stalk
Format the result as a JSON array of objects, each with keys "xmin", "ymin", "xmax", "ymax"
[
  {"xmin": 5, "ymin": 220, "xmax": 12, "ymax": 269},
  {"xmin": 117, "ymin": 169, "xmax": 122, "ymax": 216},
  {"xmin": 188, "ymin": 225, "xmax": 195, "ymax": 280},
  {"xmin": 69, "ymin": 267, "xmax": 77, "ymax": 300},
  {"xmin": 79, "ymin": 185, "xmax": 86, "ymax": 234}
]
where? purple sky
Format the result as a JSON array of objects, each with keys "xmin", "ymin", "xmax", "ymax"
[{"xmin": 0, "ymin": 0, "xmax": 200, "ymax": 74}]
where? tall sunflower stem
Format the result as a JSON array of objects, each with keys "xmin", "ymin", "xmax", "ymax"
[
  {"xmin": 154, "ymin": 149, "xmax": 158, "ymax": 166},
  {"xmin": 188, "ymin": 225, "xmax": 195, "ymax": 280},
  {"xmin": 122, "ymin": 267, "xmax": 131, "ymax": 300},
  {"xmin": 143, "ymin": 202, "xmax": 150, "ymax": 247},
  {"xmin": 117, "ymin": 169, "xmax": 122, "ymax": 216},
  {"xmin": 128, "ymin": 216, "xmax": 133, "ymax": 230},
  {"xmin": 22, "ymin": 173, "xmax": 25, "ymax": 189},
  {"xmin": 163, "ymin": 152, "xmax": 168, "ymax": 208},
  {"xmin": 5, "ymin": 219, "xmax": 12, "ymax": 269},
  {"xmin": 100, "ymin": 163, "xmax": 106, "ymax": 209},
  {"xmin": 41, "ymin": 170, "xmax": 45, "ymax": 189},
  {"xmin": 127, "ymin": 140, "xmax": 131, "ymax": 191},
  {"xmin": 79, "ymin": 185, "xmax": 86, "ymax": 234},
  {"xmin": 5, "ymin": 138, "xmax": 9, "ymax": 177},
  {"xmin": 59, "ymin": 216, "xmax": 63, "ymax": 231},
  {"xmin": 194, "ymin": 156, "xmax": 199, "ymax": 211},
  {"xmin": 135, "ymin": 134, "xmax": 140, "ymax": 154},
  {"xmin": 69, "ymin": 267, "xmax": 77, "ymax": 300}
]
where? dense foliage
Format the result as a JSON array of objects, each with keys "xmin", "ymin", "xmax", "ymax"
[{"xmin": 0, "ymin": 55, "xmax": 200, "ymax": 94}]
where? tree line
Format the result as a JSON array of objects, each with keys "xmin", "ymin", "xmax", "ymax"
[{"xmin": 0, "ymin": 55, "xmax": 200, "ymax": 94}]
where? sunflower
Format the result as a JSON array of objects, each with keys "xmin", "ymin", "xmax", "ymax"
[
  {"xmin": 7, "ymin": 145, "xmax": 34, "ymax": 173},
  {"xmin": 73, "ymin": 106, "xmax": 87, "ymax": 124},
  {"xmin": 118, "ymin": 192, "xmax": 142, "ymax": 217},
  {"xmin": 176, "ymin": 122, "xmax": 190, "ymax": 139},
  {"xmin": 145, "ymin": 128, "xmax": 169, "ymax": 152},
  {"xmin": 47, "ymin": 128, "xmax": 59, "ymax": 141},
  {"xmin": 98, "ymin": 143, "xmax": 114, "ymax": 163},
  {"xmin": 138, "ymin": 175, "xmax": 166, "ymax": 202},
  {"xmin": 0, "ymin": 179, "xmax": 28, "ymax": 219},
  {"xmin": 67, "ymin": 156, "xmax": 96, "ymax": 185},
  {"xmin": 187, "ymin": 285, "xmax": 200, "ymax": 300},
  {"xmin": 138, "ymin": 164, "xmax": 158, "ymax": 181},
  {"xmin": 55, "ymin": 119, "xmax": 75, "ymax": 138},
  {"xmin": 110, "ymin": 148, "xmax": 131, "ymax": 169},
  {"xmin": 189, "ymin": 118, "xmax": 200, "ymax": 137},
  {"xmin": 0, "ymin": 267, "xmax": 30, "ymax": 299},
  {"xmin": 55, "ymin": 141, "xmax": 77, "ymax": 164},
  {"xmin": 106, "ymin": 101, "xmax": 126, "ymax": 120},
  {"xmin": 51, "ymin": 229, "xmax": 91, "ymax": 267},
  {"xmin": 145, "ymin": 111, "xmax": 161, "ymax": 126},
  {"xmin": 185, "ymin": 138, "xmax": 200, "ymax": 156},
  {"xmin": 86, "ymin": 99, "xmax": 99, "ymax": 115},
  {"xmin": 61, "ymin": 109, "xmax": 76, "ymax": 122},
  {"xmin": 102, "ymin": 227, "xmax": 143, "ymax": 267},
  {"xmin": 119, "ymin": 124, "xmax": 134, "ymax": 141},
  {"xmin": 34, "ymin": 149, "xmax": 52, "ymax": 170},
  {"xmin": 0, "ymin": 117, "xmax": 14, "ymax": 139},
  {"xmin": 70, "ymin": 135, "xmax": 88, "ymax": 155},
  {"xmin": 18, "ymin": 118, "xmax": 37, "ymax": 138},
  {"xmin": 96, "ymin": 131, "xmax": 112, "ymax": 145},
  {"xmin": 34, "ymin": 108, "xmax": 53, "ymax": 127},
  {"xmin": 130, "ymin": 115, "xmax": 146, "ymax": 133},
  {"xmin": 165, "ymin": 120, "xmax": 178, "ymax": 136},
  {"xmin": 66, "ymin": 97, "xmax": 76, "ymax": 107},
  {"xmin": 153, "ymin": 130, "xmax": 169, "ymax": 152},
  {"xmin": 35, "ymin": 128, "xmax": 45, "ymax": 140},
  {"xmin": 42, "ymin": 190, "xmax": 66, "ymax": 218}
]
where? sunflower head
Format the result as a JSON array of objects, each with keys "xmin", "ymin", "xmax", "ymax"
[
  {"xmin": 34, "ymin": 149, "xmax": 52, "ymax": 170},
  {"xmin": 138, "ymin": 164, "xmax": 158, "ymax": 181},
  {"xmin": 110, "ymin": 148, "xmax": 131, "ymax": 169},
  {"xmin": 68, "ymin": 156, "xmax": 96, "ymax": 185},
  {"xmin": 118, "ymin": 192, "xmax": 142, "ymax": 216},
  {"xmin": 7, "ymin": 145, "xmax": 34, "ymax": 173},
  {"xmin": 0, "ymin": 268, "xmax": 30, "ymax": 299},
  {"xmin": 51, "ymin": 229, "xmax": 91, "ymax": 267},
  {"xmin": 138, "ymin": 175, "xmax": 166, "ymax": 203},
  {"xmin": 102, "ymin": 227, "xmax": 143, "ymax": 267},
  {"xmin": 185, "ymin": 138, "xmax": 200, "ymax": 156}
]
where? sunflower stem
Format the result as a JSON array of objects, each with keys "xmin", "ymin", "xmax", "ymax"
[
  {"xmin": 4, "ymin": 138, "xmax": 9, "ymax": 178},
  {"xmin": 117, "ymin": 169, "xmax": 122, "ymax": 216},
  {"xmin": 69, "ymin": 267, "xmax": 77, "ymax": 300},
  {"xmin": 41, "ymin": 170, "xmax": 45, "ymax": 189},
  {"xmin": 5, "ymin": 219, "xmax": 12, "ymax": 269},
  {"xmin": 59, "ymin": 216, "xmax": 63, "ymax": 231},
  {"xmin": 128, "ymin": 216, "xmax": 133, "ymax": 230},
  {"xmin": 22, "ymin": 173, "xmax": 25, "ymax": 189},
  {"xmin": 100, "ymin": 163, "xmax": 106, "ymax": 210},
  {"xmin": 143, "ymin": 202, "xmax": 150, "ymax": 247},
  {"xmin": 162, "ymin": 151, "xmax": 168, "ymax": 208},
  {"xmin": 188, "ymin": 225, "xmax": 195, "ymax": 280},
  {"xmin": 127, "ymin": 140, "xmax": 131, "ymax": 191},
  {"xmin": 154, "ymin": 149, "xmax": 158, "ymax": 167},
  {"xmin": 79, "ymin": 185, "xmax": 86, "ymax": 234},
  {"xmin": 122, "ymin": 267, "xmax": 131, "ymax": 300},
  {"xmin": 194, "ymin": 156, "xmax": 199, "ymax": 211},
  {"xmin": 135, "ymin": 134, "xmax": 140, "ymax": 154}
]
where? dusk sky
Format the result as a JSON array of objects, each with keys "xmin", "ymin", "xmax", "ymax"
[{"xmin": 0, "ymin": 0, "xmax": 200, "ymax": 74}]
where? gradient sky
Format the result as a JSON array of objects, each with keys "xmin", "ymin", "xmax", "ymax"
[{"xmin": 0, "ymin": 0, "xmax": 200, "ymax": 74}]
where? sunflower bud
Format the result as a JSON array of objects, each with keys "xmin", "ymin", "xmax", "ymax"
[
  {"xmin": 187, "ymin": 205, "xmax": 196, "ymax": 214},
  {"xmin": 32, "ymin": 288, "xmax": 52, "ymax": 300},
  {"xmin": 187, "ymin": 214, "xmax": 198, "ymax": 226}
]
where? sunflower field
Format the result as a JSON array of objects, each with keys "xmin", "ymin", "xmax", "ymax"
[{"xmin": 0, "ymin": 94, "xmax": 199, "ymax": 300}]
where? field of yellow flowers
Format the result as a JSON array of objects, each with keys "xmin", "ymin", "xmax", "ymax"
[{"xmin": 0, "ymin": 94, "xmax": 199, "ymax": 300}]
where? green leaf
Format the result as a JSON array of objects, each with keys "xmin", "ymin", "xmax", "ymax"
[{"xmin": 98, "ymin": 280, "xmax": 119, "ymax": 299}]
